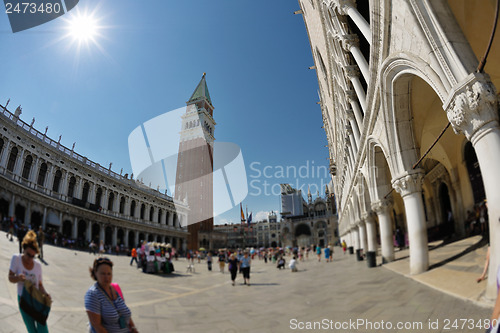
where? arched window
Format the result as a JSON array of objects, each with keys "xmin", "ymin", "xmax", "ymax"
[
  {"xmin": 119, "ymin": 196, "xmax": 125, "ymax": 214},
  {"xmin": 22, "ymin": 155, "xmax": 32, "ymax": 179},
  {"xmin": 37, "ymin": 163, "xmax": 47, "ymax": 187},
  {"xmin": 68, "ymin": 176, "xmax": 76, "ymax": 198},
  {"xmin": 95, "ymin": 187, "xmax": 102, "ymax": 206},
  {"xmin": 130, "ymin": 200, "xmax": 136, "ymax": 217},
  {"xmin": 140, "ymin": 204, "xmax": 145, "ymax": 219},
  {"xmin": 7, "ymin": 146, "xmax": 18, "ymax": 172},
  {"xmin": 107, "ymin": 192, "xmax": 115, "ymax": 211},
  {"xmin": 158, "ymin": 209, "xmax": 162, "ymax": 224},
  {"xmin": 52, "ymin": 170, "xmax": 62, "ymax": 193},
  {"xmin": 0, "ymin": 137, "xmax": 4, "ymax": 156},
  {"xmin": 82, "ymin": 182, "xmax": 90, "ymax": 203},
  {"xmin": 149, "ymin": 207, "xmax": 154, "ymax": 222}
]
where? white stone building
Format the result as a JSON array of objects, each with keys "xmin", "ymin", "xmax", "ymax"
[
  {"xmin": 298, "ymin": 0, "xmax": 500, "ymax": 298},
  {"xmin": 0, "ymin": 106, "xmax": 188, "ymax": 250}
]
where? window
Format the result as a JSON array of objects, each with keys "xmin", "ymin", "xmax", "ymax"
[
  {"xmin": 52, "ymin": 170, "xmax": 62, "ymax": 193},
  {"xmin": 82, "ymin": 182, "xmax": 90, "ymax": 203},
  {"xmin": 130, "ymin": 200, "xmax": 136, "ymax": 217},
  {"xmin": 22, "ymin": 155, "xmax": 32, "ymax": 179},
  {"xmin": 108, "ymin": 192, "xmax": 115, "ymax": 211},
  {"xmin": 140, "ymin": 204, "xmax": 145, "ymax": 219},
  {"xmin": 7, "ymin": 146, "xmax": 18, "ymax": 172},
  {"xmin": 37, "ymin": 163, "xmax": 48, "ymax": 187},
  {"xmin": 68, "ymin": 176, "xmax": 76, "ymax": 198},
  {"xmin": 119, "ymin": 197, "xmax": 125, "ymax": 214},
  {"xmin": 95, "ymin": 188, "xmax": 103, "ymax": 206}
]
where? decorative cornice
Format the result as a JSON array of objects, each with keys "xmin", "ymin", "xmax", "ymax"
[{"xmin": 444, "ymin": 72, "xmax": 498, "ymax": 143}]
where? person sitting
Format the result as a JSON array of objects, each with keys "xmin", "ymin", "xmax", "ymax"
[{"xmin": 277, "ymin": 256, "xmax": 286, "ymax": 269}]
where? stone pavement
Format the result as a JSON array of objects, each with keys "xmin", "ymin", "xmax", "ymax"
[{"xmin": 0, "ymin": 231, "xmax": 493, "ymax": 333}]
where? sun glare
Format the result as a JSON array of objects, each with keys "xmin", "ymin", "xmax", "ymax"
[{"xmin": 67, "ymin": 12, "xmax": 99, "ymax": 42}]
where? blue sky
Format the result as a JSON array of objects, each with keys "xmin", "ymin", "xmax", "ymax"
[{"xmin": 1, "ymin": 0, "xmax": 331, "ymax": 224}]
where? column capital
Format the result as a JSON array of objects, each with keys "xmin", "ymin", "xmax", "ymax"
[
  {"xmin": 341, "ymin": 34, "xmax": 359, "ymax": 52},
  {"xmin": 392, "ymin": 171, "xmax": 425, "ymax": 197},
  {"xmin": 345, "ymin": 122, "xmax": 353, "ymax": 135},
  {"xmin": 343, "ymin": 65, "xmax": 360, "ymax": 79},
  {"xmin": 345, "ymin": 89, "xmax": 357, "ymax": 103},
  {"xmin": 371, "ymin": 199, "xmax": 392, "ymax": 214},
  {"xmin": 444, "ymin": 72, "xmax": 499, "ymax": 143},
  {"xmin": 345, "ymin": 108, "xmax": 355, "ymax": 120},
  {"xmin": 333, "ymin": 0, "xmax": 356, "ymax": 15}
]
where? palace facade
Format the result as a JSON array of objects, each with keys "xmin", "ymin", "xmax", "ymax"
[
  {"xmin": 0, "ymin": 106, "xmax": 188, "ymax": 250},
  {"xmin": 298, "ymin": 0, "xmax": 500, "ymax": 299}
]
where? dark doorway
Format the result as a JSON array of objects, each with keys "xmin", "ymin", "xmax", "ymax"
[
  {"xmin": 15, "ymin": 204, "xmax": 25, "ymax": 224},
  {"xmin": 91, "ymin": 224, "xmax": 100, "ymax": 243},
  {"xmin": 62, "ymin": 220, "xmax": 72, "ymax": 238},
  {"xmin": 31, "ymin": 211, "xmax": 43, "ymax": 230},
  {"xmin": 128, "ymin": 231, "xmax": 135, "ymax": 248}
]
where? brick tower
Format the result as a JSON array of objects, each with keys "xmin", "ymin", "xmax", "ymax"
[{"xmin": 175, "ymin": 73, "xmax": 215, "ymax": 251}]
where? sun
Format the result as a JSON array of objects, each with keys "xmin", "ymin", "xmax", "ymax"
[
  {"xmin": 67, "ymin": 11, "xmax": 99, "ymax": 43},
  {"xmin": 68, "ymin": 14, "xmax": 98, "ymax": 41}
]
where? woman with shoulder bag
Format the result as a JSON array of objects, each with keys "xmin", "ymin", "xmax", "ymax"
[
  {"xmin": 8, "ymin": 230, "xmax": 51, "ymax": 333},
  {"xmin": 85, "ymin": 257, "xmax": 138, "ymax": 333}
]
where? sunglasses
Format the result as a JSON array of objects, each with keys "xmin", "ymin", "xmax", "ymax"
[
  {"xmin": 95, "ymin": 257, "xmax": 113, "ymax": 267},
  {"xmin": 25, "ymin": 252, "xmax": 35, "ymax": 258}
]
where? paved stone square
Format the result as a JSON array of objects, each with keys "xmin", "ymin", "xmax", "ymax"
[{"xmin": 0, "ymin": 231, "xmax": 492, "ymax": 333}]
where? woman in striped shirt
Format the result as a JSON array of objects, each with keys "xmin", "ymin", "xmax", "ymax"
[{"xmin": 84, "ymin": 257, "xmax": 138, "ymax": 333}]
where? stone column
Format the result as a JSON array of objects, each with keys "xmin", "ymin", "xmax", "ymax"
[
  {"xmin": 13, "ymin": 148, "xmax": 24, "ymax": 175},
  {"xmin": 372, "ymin": 200, "xmax": 394, "ymax": 263},
  {"xmin": 45, "ymin": 164, "xmax": 55, "ymax": 193},
  {"xmin": 99, "ymin": 225, "xmax": 105, "ymax": 244},
  {"xmin": 334, "ymin": 0, "xmax": 371, "ymax": 44},
  {"xmin": 124, "ymin": 229, "xmax": 130, "ymax": 248},
  {"xmin": 76, "ymin": 177, "xmax": 83, "ymax": 199},
  {"xmin": 348, "ymin": 94, "xmax": 365, "ymax": 134},
  {"xmin": 9, "ymin": 194, "xmax": 15, "ymax": 217},
  {"xmin": 87, "ymin": 222, "xmax": 92, "ymax": 243},
  {"xmin": 358, "ymin": 220, "xmax": 367, "ymax": 253},
  {"xmin": 25, "ymin": 201, "xmax": 31, "ymax": 228},
  {"xmin": 352, "ymin": 226, "xmax": 360, "ymax": 250},
  {"xmin": 393, "ymin": 171, "xmax": 428, "ymax": 275},
  {"xmin": 345, "ymin": 66, "xmax": 367, "ymax": 112},
  {"xmin": 72, "ymin": 217, "xmax": 78, "ymax": 240},
  {"xmin": 112, "ymin": 227, "xmax": 118, "ymax": 247},
  {"xmin": 346, "ymin": 109, "xmax": 361, "ymax": 146},
  {"xmin": 134, "ymin": 232, "xmax": 139, "ymax": 248},
  {"xmin": 444, "ymin": 73, "xmax": 500, "ymax": 298},
  {"xmin": 0, "ymin": 139, "xmax": 11, "ymax": 169},
  {"xmin": 42, "ymin": 207, "xmax": 47, "ymax": 230},
  {"xmin": 364, "ymin": 213, "xmax": 378, "ymax": 252},
  {"xmin": 342, "ymin": 34, "xmax": 369, "ymax": 84}
]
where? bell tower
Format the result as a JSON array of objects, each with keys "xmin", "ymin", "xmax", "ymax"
[{"xmin": 174, "ymin": 73, "xmax": 215, "ymax": 251}]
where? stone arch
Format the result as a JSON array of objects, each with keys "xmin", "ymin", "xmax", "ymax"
[{"xmin": 380, "ymin": 55, "xmax": 448, "ymax": 175}]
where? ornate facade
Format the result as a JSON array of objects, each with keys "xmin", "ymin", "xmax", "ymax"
[
  {"xmin": 281, "ymin": 185, "xmax": 338, "ymax": 248},
  {"xmin": 298, "ymin": 0, "xmax": 500, "ymax": 298},
  {"xmin": 0, "ymin": 106, "xmax": 188, "ymax": 250}
]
